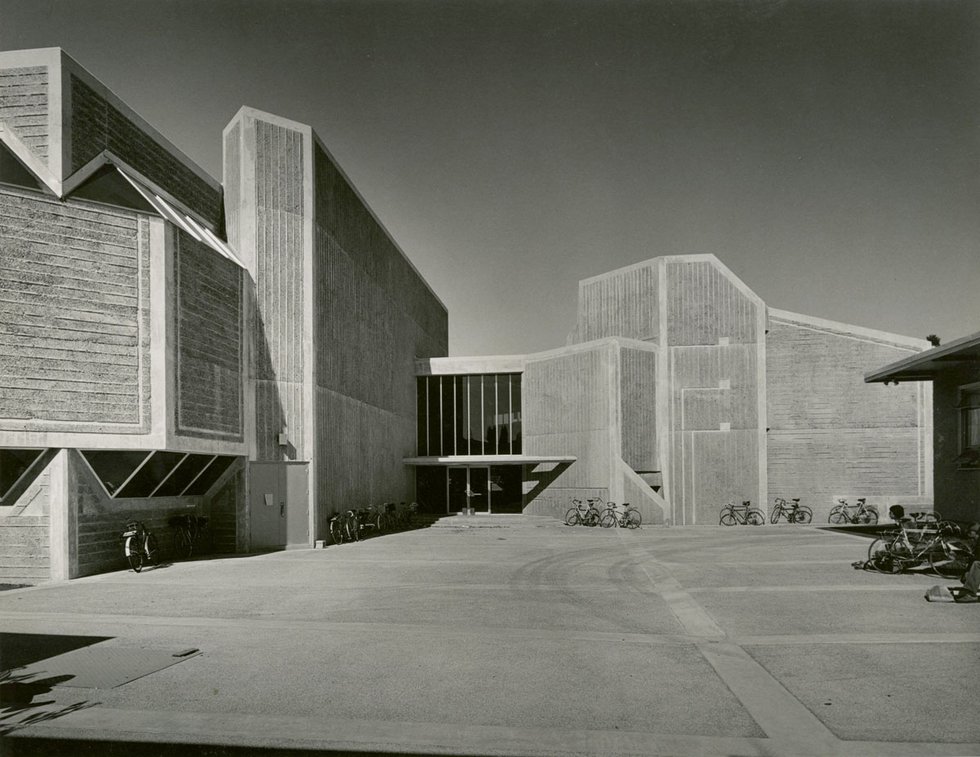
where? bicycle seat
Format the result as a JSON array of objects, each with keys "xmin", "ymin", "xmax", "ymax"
[
  {"xmin": 792, "ymin": 498, "xmax": 800, "ymax": 503},
  {"xmin": 857, "ymin": 498, "xmax": 866, "ymax": 504}
]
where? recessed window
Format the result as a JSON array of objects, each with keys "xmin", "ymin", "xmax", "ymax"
[
  {"xmin": 81, "ymin": 451, "xmax": 151, "ymax": 496},
  {"xmin": 183, "ymin": 456, "xmax": 236, "ymax": 496},
  {"xmin": 80, "ymin": 451, "xmax": 240, "ymax": 497},
  {"xmin": 0, "ymin": 449, "xmax": 45, "ymax": 502},
  {"xmin": 116, "ymin": 451, "xmax": 187, "ymax": 498},
  {"xmin": 959, "ymin": 386, "xmax": 980, "ymax": 468}
]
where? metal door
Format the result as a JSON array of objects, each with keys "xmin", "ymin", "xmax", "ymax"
[{"xmin": 249, "ymin": 462, "xmax": 309, "ymax": 549}]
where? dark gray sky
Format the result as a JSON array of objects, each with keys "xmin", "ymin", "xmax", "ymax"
[{"xmin": 3, "ymin": 0, "xmax": 978, "ymax": 355}]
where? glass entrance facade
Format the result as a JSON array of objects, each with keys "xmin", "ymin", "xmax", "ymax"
[
  {"xmin": 416, "ymin": 374, "xmax": 521, "ymax": 456},
  {"xmin": 416, "ymin": 464, "xmax": 525, "ymax": 514}
]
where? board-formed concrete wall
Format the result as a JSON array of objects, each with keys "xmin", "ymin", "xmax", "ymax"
[
  {"xmin": 174, "ymin": 230, "xmax": 244, "ymax": 441},
  {"xmin": 0, "ymin": 187, "xmax": 151, "ymax": 433},
  {"xmin": 523, "ymin": 343, "xmax": 616, "ymax": 517},
  {"xmin": 69, "ymin": 75, "xmax": 222, "ymax": 227},
  {"xmin": 766, "ymin": 311, "xmax": 931, "ymax": 521},
  {"xmin": 224, "ymin": 107, "xmax": 448, "ymax": 543},
  {"xmin": 311, "ymin": 140, "xmax": 447, "ymax": 531},
  {"xmin": 0, "ymin": 65, "xmax": 49, "ymax": 162},
  {"xmin": 562, "ymin": 254, "xmax": 929, "ymax": 525}
]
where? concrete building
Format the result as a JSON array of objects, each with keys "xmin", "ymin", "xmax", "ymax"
[
  {"xmin": 866, "ymin": 331, "xmax": 980, "ymax": 523},
  {"xmin": 414, "ymin": 256, "xmax": 933, "ymax": 526},
  {"xmin": 0, "ymin": 48, "xmax": 446, "ymax": 583},
  {"xmin": 0, "ymin": 48, "xmax": 933, "ymax": 583}
]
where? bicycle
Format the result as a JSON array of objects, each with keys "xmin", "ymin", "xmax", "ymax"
[
  {"xmin": 866, "ymin": 519, "xmax": 965, "ymax": 576},
  {"xmin": 169, "ymin": 514, "xmax": 210, "ymax": 559},
  {"xmin": 329, "ymin": 509, "xmax": 359, "ymax": 544},
  {"xmin": 828, "ymin": 498, "xmax": 878, "ymax": 525},
  {"xmin": 121, "ymin": 521, "xmax": 158, "ymax": 573},
  {"xmin": 719, "ymin": 501, "xmax": 765, "ymax": 526},
  {"xmin": 564, "ymin": 498, "xmax": 602, "ymax": 527},
  {"xmin": 599, "ymin": 502, "xmax": 641, "ymax": 529},
  {"xmin": 769, "ymin": 497, "xmax": 812, "ymax": 524}
]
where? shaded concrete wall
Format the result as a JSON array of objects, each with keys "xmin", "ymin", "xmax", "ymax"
[
  {"xmin": 68, "ymin": 74, "xmax": 222, "ymax": 227},
  {"xmin": 224, "ymin": 108, "xmax": 447, "ymax": 543},
  {"xmin": 312, "ymin": 139, "xmax": 447, "ymax": 532},
  {"xmin": 174, "ymin": 230, "xmax": 244, "ymax": 442},
  {"xmin": 766, "ymin": 311, "xmax": 932, "ymax": 522},
  {"xmin": 68, "ymin": 450, "xmax": 242, "ymax": 577},
  {"xmin": 933, "ymin": 366, "xmax": 980, "ymax": 523}
]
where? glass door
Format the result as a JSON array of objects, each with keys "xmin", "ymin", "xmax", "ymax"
[{"xmin": 447, "ymin": 467, "xmax": 491, "ymax": 513}]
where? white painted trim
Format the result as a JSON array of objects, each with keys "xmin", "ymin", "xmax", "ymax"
[{"xmin": 768, "ymin": 308, "xmax": 928, "ymax": 350}]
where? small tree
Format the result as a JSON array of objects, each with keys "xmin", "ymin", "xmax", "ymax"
[{"xmin": 926, "ymin": 334, "xmax": 941, "ymax": 347}]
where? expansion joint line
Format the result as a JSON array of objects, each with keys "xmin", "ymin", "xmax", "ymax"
[{"xmin": 615, "ymin": 531, "xmax": 842, "ymax": 754}]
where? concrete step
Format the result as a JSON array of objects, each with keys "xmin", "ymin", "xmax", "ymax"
[{"xmin": 429, "ymin": 514, "xmax": 562, "ymax": 529}]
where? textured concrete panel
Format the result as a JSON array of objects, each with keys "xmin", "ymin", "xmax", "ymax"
[
  {"xmin": 576, "ymin": 261, "xmax": 658, "ymax": 343},
  {"xmin": 175, "ymin": 231, "xmax": 243, "ymax": 440},
  {"xmin": 70, "ymin": 76, "xmax": 222, "ymax": 225},
  {"xmin": 0, "ymin": 189, "xmax": 149, "ymax": 429},
  {"xmin": 0, "ymin": 65, "xmax": 49, "ymax": 161}
]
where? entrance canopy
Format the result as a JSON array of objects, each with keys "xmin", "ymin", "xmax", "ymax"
[{"xmin": 403, "ymin": 455, "xmax": 576, "ymax": 466}]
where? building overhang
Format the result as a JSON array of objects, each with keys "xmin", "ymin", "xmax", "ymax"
[
  {"xmin": 403, "ymin": 455, "xmax": 576, "ymax": 466},
  {"xmin": 865, "ymin": 330, "xmax": 980, "ymax": 384}
]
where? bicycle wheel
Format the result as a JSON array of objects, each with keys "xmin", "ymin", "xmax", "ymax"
[
  {"xmin": 329, "ymin": 520, "xmax": 344, "ymax": 544},
  {"xmin": 862, "ymin": 510, "xmax": 879, "ymax": 526},
  {"xmin": 345, "ymin": 515, "xmax": 360, "ymax": 542},
  {"xmin": 747, "ymin": 510, "xmax": 765, "ymax": 526},
  {"xmin": 929, "ymin": 543, "xmax": 971, "ymax": 578},
  {"xmin": 599, "ymin": 511, "xmax": 617, "ymax": 528},
  {"xmin": 720, "ymin": 511, "xmax": 736, "ymax": 526},
  {"xmin": 867, "ymin": 537, "xmax": 890, "ymax": 563},
  {"xmin": 564, "ymin": 508, "xmax": 581, "ymax": 527},
  {"xmin": 174, "ymin": 528, "xmax": 192, "ymax": 559},
  {"xmin": 770, "ymin": 507, "xmax": 782, "ymax": 524},
  {"xmin": 126, "ymin": 537, "xmax": 144, "ymax": 573},
  {"xmin": 792, "ymin": 508, "xmax": 813, "ymax": 525},
  {"xmin": 828, "ymin": 506, "xmax": 846, "ymax": 524},
  {"xmin": 585, "ymin": 509, "xmax": 600, "ymax": 527},
  {"xmin": 625, "ymin": 510, "xmax": 642, "ymax": 529}
]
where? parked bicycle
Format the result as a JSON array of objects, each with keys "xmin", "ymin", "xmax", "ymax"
[
  {"xmin": 599, "ymin": 502, "xmax": 641, "ymax": 529},
  {"xmin": 866, "ymin": 518, "xmax": 966, "ymax": 576},
  {"xmin": 719, "ymin": 501, "xmax": 765, "ymax": 526},
  {"xmin": 828, "ymin": 498, "xmax": 878, "ymax": 525},
  {"xmin": 121, "ymin": 520, "xmax": 158, "ymax": 573},
  {"xmin": 769, "ymin": 497, "xmax": 812, "ymax": 524},
  {"xmin": 169, "ymin": 514, "xmax": 210, "ymax": 559},
  {"xmin": 329, "ymin": 509, "xmax": 359, "ymax": 544},
  {"xmin": 564, "ymin": 498, "xmax": 602, "ymax": 527}
]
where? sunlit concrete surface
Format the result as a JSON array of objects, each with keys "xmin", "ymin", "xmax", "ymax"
[{"xmin": 1, "ymin": 517, "xmax": 978, "ymax": 756}]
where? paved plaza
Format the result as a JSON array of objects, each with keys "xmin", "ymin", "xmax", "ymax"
[{"xmin": 1, "ymin": 517, "xmax": 978, "ymax": 756}]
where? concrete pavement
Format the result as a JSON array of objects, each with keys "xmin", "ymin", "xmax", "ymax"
[{"xmin": 1, "ymin": 516, "xmax": 978, "ymax": 756}]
